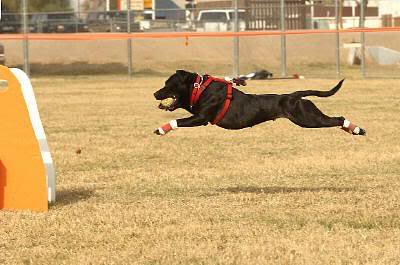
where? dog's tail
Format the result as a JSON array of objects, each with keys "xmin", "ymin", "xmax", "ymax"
[{"xmin": 290, "ymin": 79, "xmax": 345, "ymax": 98}]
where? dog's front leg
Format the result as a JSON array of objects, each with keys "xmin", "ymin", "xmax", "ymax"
[
  {"xmin": 154, "ymin": 115, "xmax": 209, "ymax": 136},
  {"xmin": 176, "ymin": 115, "xmax": 210, "ymax": 127}
]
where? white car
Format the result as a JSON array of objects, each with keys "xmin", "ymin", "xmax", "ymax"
[{"xmin": 196, "ymin": 9, "xmax": 246, "ymax": 32}]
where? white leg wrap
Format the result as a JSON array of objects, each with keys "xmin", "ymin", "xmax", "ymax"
[
  {"xmin": 343, "ymin": 119, "xmax": 351, "ymax": 128},
  {"xmin": 170, "ymin": 120, "xmax": 178, "ymax": 130},
  {"xmin": 158, "ymin": 127, "xmax": 166, "ymax": 135},
  {"xmin": 342, "ymin": 119, "xmax": 361, "ymax": 135}
]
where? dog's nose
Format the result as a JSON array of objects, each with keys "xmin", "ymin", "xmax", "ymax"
[
  {"xmin": 154, "ymin": 89, "xmax": 165, "ymax": 100},
  {"xmin": 154, "ymin": 91, "xmax": 160, "ymax": 100}
]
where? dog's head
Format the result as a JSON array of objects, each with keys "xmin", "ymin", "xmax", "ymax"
[{"xmin": 154, "ymin": 70, "xmax": 194, "ymax": 111}]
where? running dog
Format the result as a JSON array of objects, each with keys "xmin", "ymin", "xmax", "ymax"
[{"xmin": 153, "ymin": 70, "xmax": 365, "ymax": 136}]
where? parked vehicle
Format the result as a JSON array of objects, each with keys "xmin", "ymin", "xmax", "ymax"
[
  {"xmin": 0, "ymin": 13, "xmax": 36, "ymax": 33},
  {"xmin": 0, "ymin": 13, "xmax": 21, "ymax": 33},
  {"xmin": 86, "ymin": 11, "xmax": 122, "ymax": 32},
  {"xmin": 30, "ymin": 13, "xmax": 89, "ymax": 33},
  {"xmin": 86, "ymin": 11, "xmax": 143, "ymax": 32},
  {"xmin": 196, "ymin": 9, "xmax": 246, "ymax": 32}
]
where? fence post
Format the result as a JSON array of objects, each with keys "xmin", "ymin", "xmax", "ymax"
[
  {"xmin": 75, "ymin": 1, "xmax": 79, "ymax": 33},
  {"xmin": 22, "ymin": 0, "xmax": 30, "ymax": 76},
  {"xmin": 335, "ymin": 0, "xmax": 340, "ymax": 78},
  {"xmin": 280, "ymin": 0, "xmax": 287, "ymax": 77},
  {"xmin": 310, "ymin": 0, "xmax": 314, "ymax": 29},
  {"xmin": 233, "ymin": 0, "xmax": 239, "ymax": 77},
  {"xmin": 360, "ymin": 0, "xmax": 366, "ymax": 78},
  {"xmin": 152, "ymin": 0, "xmax": 156, "ymax": 20},
  {"xmin": 127, "ymin": 0, "xmax": 133, "ymax": 78}
]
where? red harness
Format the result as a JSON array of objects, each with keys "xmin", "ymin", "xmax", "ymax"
[{"xmin": 190, "ymin": 74, "xmax": 233, "ymax": 125}]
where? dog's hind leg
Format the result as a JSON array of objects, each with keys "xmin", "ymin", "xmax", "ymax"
[
  {"xmin": 286, "ymin": 99, "xmax": 366, "ymax": 135},
  {"xmin": 341, "ymin": 119, "xmax": 366, "ymax": 135}
]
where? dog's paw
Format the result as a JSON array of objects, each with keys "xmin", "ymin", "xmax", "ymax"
[
  {"xmin": 357, "ymin": 128, "xmax": 366, "ymax": 136},
  {"xmin": 154, "ymin": 129, "xmax": 162, "ymax": 135}
]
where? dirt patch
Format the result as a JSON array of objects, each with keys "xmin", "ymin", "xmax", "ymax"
[{"xmin": 2, "ymin": 32, "xmax": 400, "ymax": 77}]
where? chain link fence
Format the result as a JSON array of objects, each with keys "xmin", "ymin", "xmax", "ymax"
[{"xmin": 0, "ymin": 0, "xmax": 399, "ymax": 78}]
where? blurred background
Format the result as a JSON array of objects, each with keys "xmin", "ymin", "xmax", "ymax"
[{"xmin": 1, "ymin": 0, "xmax": 400, "ymax": 78}]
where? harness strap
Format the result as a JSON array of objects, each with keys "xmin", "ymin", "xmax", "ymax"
[
  {"xmin": 211, "ymin": 83, "xmax": 232, "ymax": 125},
  {"xmin": 190, "ymin": 74, "xmax": 233, "ymax": 125},
  {"xmin": 190, "ymin": 75, "xmax": 202, "ymax": 108},
  {"xmin": 193, "ymin": 77, "xmax": 213, "ymax": 105},
  {"xmin": 190, "ymin": 75, "xmax": 215, "ymax": 108}
]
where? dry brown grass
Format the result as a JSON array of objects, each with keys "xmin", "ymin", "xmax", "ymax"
[
  {"xmin": 3, "ymin": 32, "xmax": 400, "ymax": 77},
  {"xmin": 1, "ymin": 76, "xmax": 400, "ymax": 264}
]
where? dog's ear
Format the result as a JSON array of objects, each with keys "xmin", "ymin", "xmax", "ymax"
[{"xmin": 175, "ymin": 70, "xmax": 191, "ymax": 83}]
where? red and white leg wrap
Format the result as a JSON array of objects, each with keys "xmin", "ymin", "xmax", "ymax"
[
  {"xmin": 157, "ymin": 120, "xmax": 178, "ymax": 135},
  {"xmin": 342, "ymin": 119, "xmax": 361, "ymax": 135}
]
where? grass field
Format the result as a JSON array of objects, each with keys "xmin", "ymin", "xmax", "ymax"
[
  {"xmin": 1, "ymin": 76, "xmax": 400, "ymax": 264},
  {"xmin": 4, "ymin": 32, "xmax": 400, "ymax": 78}
]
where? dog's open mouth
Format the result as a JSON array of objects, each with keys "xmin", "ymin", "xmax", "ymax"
[{"xmin": 158, "ymin": 96, "xmax": 177, "ymax": 111}]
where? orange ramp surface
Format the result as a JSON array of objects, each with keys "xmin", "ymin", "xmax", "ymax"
[{"xmin": 0, "ymin": 66, "xmax": 48, "ymax": 212}]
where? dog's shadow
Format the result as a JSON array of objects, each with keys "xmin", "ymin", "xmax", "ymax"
[
  {"xmin": 218, "ymin": 186, "xmax": 355, "ymax": 194},
  {"xmin": 51, "ymin": 187, "xmax": 95, "ymax": 208}
]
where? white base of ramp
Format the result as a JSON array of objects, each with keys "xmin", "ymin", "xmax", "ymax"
[{"xmin": 11, "ymin": 68, "xmax": 56, "ymax": 203}]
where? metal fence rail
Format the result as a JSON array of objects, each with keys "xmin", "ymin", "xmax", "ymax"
[{"xmin": 0, "ymin": 0, "xmax": 399, "ymax": 79}]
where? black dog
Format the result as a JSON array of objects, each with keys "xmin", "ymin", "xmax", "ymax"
[{"xmin": 153, "ymin": 70, "xmax": 366, "ymax": 136}]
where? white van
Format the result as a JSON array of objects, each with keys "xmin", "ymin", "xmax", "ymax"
[{"xmin": 196, "ymin": 9, "xmax": 246, "ymax": 32}]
